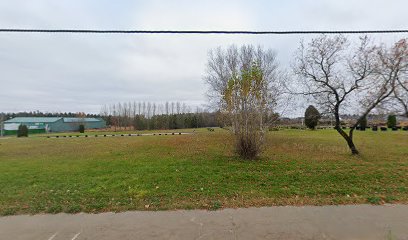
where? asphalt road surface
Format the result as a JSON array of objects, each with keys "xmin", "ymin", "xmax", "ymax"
[{"xmin": 0, "ymin": 205, "xmax": 407, "ymax": 240}]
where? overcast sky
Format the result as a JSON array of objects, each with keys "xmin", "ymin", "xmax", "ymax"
[{"xmin": 0, "ymin": 0, "xmax": 407, "ymax": 116}]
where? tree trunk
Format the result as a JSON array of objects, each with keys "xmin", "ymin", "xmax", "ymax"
[
  {"xmin": 345, "ymin": 135, "xmax": 359, "ymax": 155},
  {"xmin": 335, "ymin": 126, "xmax": 359, "ymax": 155}
]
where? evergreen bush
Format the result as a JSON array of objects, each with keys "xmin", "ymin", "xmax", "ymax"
[
  {"xmin": 387, "ymin": 115, "xmax": 397, "ymax": 128},
  {"xmin": 79, "ymin": 124, "xmax": 85, "ymax": 133},
  {"xmin": 304, "ymin": 105, "xmax": 321, "ymax": 130},
  {"xmin": 359, "ymin": 117, "xmax": 367, "ymax": 131},
  {"xmin": 17, "ymin": 124, "xmax": 28, "ymax": 137}
]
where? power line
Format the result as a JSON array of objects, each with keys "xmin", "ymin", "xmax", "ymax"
[{"xmin": 0, "ymin": 29, "xmax": 408, "ymax": 35}]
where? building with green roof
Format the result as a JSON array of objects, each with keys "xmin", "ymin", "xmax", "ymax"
[{"xmin": 3, "ymin": 117, "xmax": 106, "ymax": 135}]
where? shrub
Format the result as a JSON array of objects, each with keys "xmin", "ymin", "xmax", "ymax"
[
  {"xmin": 387, "ymin": 115, "xmax": 397, "ymax": 128},
  {"xmin": 359, "ymin": 117, "xmax": 367, "ymax": 131},
  {"xmin": 17, "ymin": 124, "xmax": 28, "ymax": 137},
  {"xmin": 235, "ymin": 134, "xmax": 260, "ymax": 160},
  {"xmin": 372, "ymin": 126, "xmax": 378, "ymax": 131},
  {"xmin": 79, "ymin": 124, "xmax": 85, "ymax": 133},
  {"xmin": 380, "ymin": 127, "xmax": 387, "ymax": 131},
  {"xmin": 304, "ymin": 105, "xmax": 321, "ymax": 130}
]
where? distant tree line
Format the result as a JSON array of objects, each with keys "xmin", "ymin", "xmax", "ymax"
[
  {"xmin": 0, "ymin": 111, "xmax": 101, "ymax": 121},
  {"xmin": 100, "ymin": 101, "xmax": 221, "ymax": 130}
]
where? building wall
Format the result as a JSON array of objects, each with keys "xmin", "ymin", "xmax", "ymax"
[
  {"xmin": 47, "ymin": 119, "xmax": 68, "ymax": 132},
  {"xmin": 5, "ymin": 121, "xmax": 51, "ymax": 130},
  {"xmin": 5, "ymin": 118, "xmax": 106, "ymax": 133}
]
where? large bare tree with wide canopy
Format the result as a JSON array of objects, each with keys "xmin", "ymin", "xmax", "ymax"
[
  {"xmin": 293, "ymin": 35, "xmax": 407, "ymax": 154},
  {"xmin": 393, "ymin": 39, "xmax": 408, "ymax": 117}
]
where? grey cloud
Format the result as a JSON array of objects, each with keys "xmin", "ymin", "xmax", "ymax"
[{"xmin": 0, "ymin": 0, "xmax": 407, "ymax": 116}]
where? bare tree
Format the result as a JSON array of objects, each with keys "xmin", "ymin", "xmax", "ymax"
[
  {"xmin": 171, "ymin": 102, "xmax": 175, "ymax": 115},
  {"xmin": 123, "ymin": 102, "xmax": 128, "ymax": 130},
  {"xmin": 132, "ymin": 101, "xmax": 137, "ymax": 130},
  {"xmin": 293, "ymin": 35, "xmax": 404, "ymax": 154},
  {"xmin": 153, "ymin": 103, "xmax": 157, "ymax": 116},
  {"xmin": 205, "ymin": 45, "xmax": 282, "ymax": 159},
  {"xmin": 395, "ymin": 79, "xmax": 408, "ymax": 117},
  {"xmin": 392, "ymin": 39, "xmax": 408, "ymax": 117},
  {"xmin": 100, "ymin": 104, "xmax": 109, "ymax": 118},
  {"xmin": 165, "ymin": 102, "xmax": 169, "ymax": 115}
]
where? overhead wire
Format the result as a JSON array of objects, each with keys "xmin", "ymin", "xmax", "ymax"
[{"xmin": 0, "ymin": 29, "xmax": 407, "ymax": 35}]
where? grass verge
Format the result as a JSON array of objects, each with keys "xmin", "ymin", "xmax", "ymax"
[{"xmin": 0, "ymin": 128, "xmax": 407, "ymax": 215}]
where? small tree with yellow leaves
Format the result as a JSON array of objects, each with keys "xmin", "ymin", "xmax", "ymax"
[
  {"xmin": 223, "ymin": 63, "xmax": 270, "ymax": 159},
  {"xmin": 205, "ymin": 45, "xmax": 283, "ymax": 159}
]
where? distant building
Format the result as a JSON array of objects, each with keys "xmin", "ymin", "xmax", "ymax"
[{"xmin": 4, "ymin": 117, "xmax": 106, "ymax": 134}]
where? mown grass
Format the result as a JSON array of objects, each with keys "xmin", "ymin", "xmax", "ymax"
[{"xmin": 0, "ymin": 128, "xmax": 407, "ymax": 215}]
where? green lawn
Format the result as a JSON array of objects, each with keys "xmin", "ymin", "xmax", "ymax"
[{"xmin": 0, "ymin": 128, "xmax": 407, "ymax": 215}]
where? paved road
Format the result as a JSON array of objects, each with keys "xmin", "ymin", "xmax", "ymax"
[{"xmin": 1, "ymin": 205, "xmax": 407, "ymax": 240}]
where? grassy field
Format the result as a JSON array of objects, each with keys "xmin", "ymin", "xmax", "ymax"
[{"xmin": 0, "ymin": 128, "xmax": 407, "ymax": 215}]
